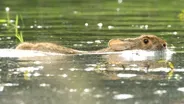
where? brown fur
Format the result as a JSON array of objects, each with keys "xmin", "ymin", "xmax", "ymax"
[
  {"xmin": 16, "ymin": 34, "xmax": 167, "ymax": 54},
  {"xmin": 16, "ymin": 42, "xmax": 85, "ymax": 54}
]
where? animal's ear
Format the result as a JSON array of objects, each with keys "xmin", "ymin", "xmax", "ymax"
[{"xmin": 108, "ymin": 39, "xmax": 132, "ymax": 51}]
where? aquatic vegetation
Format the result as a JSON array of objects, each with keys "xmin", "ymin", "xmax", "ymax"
[
  {"xmin": 167, "ymin": 62, "xmax": 174, "ymax": 79},
  {"xmin": 0, "ymin": 7, "xmax": 24, "ymax": 43},
  {"xmin": 158, "ymin": 60, "xmax": 175, "ymax": 79},
  {"xmin": 15, "ymin": 15, "xmax": 24, "ymax": 43},
  {"xmin": 178, "ymin": 10, "xmax": 184, "ymax": 21}
]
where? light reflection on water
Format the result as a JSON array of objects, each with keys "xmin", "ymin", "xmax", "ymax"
[{"xmin": 0, "ymin": 49, "xmax": 182, "ymax": 104}]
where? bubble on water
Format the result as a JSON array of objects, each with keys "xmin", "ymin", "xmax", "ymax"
[
  {"xmin": 10, "ymin": 20, "xmax": 14, "ymax": 23},
  {"xmin": 95, "ymin": 40, "xmax": 101, "ymax": 44},
  {"xmin": 40, "ymin": 83, "xmax": 50, "ymax": 87},
  {"xmin": 97, "ymin": 23, "xmax": 103, "ymax": 29},
  {"xmin": 6, "ymin": 37, "xmax": 11, "ymax": 39},
  {"xmin": 73, "ymin": 11, "xmax": 78, "ymax": 14},
  {"xmin": 33, "ymin": 72, "xmax": 40, "ymax": 77},
  {"xmin": 17, "ymin": 25, "xmax": 20, "ymax": 28},
  {"xmin": 94, "ymin": 94, "xmax": 104, "ymax": 98},
  {"xmin": 116, "ymin": 8, "xmax": 120, "ymax": 12},
  {"xmin": 86, "ymin": 41, "xmax": 93, "ymax": 44},
  {"xmin": 30, "ymin": 25, "xmax": 34, "ymax": 28},
  {"xmin": 37, "ymin": 25, "xmax": 42, "ymax": 28},
  {"xmin": 74, "ymin": 44, "xmax": 83, "ymax": 47},
  {"xmin": 3, "ymin": 23, "xmax": 8, "ymax": 27},
  {"xmin": 167, "ymin": 25, "xmax": 171, "ymax": 28},
  {"xmin": 85, "ymin": 23, "xmax": 88, "ymax": 27},
  {"xmin": 46, "ymin": 74, "xmax": 54, "ymax": 77},
  {"xmin": 154, "ymin": 90, "xmax": 167, "ymax": 95},
  {"xmin": 69, "ymin": 68, "xmax": 78, "ymax": 71},
  {"xmin": 84, "ymin": 67, "xmax": 94, "ymax": 71},
  {"xmin": 118, "ymin": 0, "xmax": 123, "ymax": 4},
  {"xmin": 173, "ymin": 32, "xmax": 177, "ymax": 35},
  {"xmin": 69, "ymin": 89, "xmax": 77, "ymax": 92},
  {"xmin": 121, "ymin": 81, "xmax": 124, "ymax": 84},
  {"xmin": 145, "ymin": 25, "xmax": 148, "ymax": 29},
  {"xmin": 5, "ymin": 7, "xmax": 10, "ymax": 12},
  {"xmin": 84, "ymin": 88, "xmax": 90, "ymax": 92},
  {"xmin": 62, "ymin": 74, "xmax": 68, "ymax": 78},
  {"xmin": 140, "ymin": 25, "xmax": 144, "ymax": 29},
  {"xmin": 140, "ymin": 25, "xmax": 148, "ymax": 29},
  {"xmin": 108, "ymin": 25, "xmax": 114, "ymax": 29},
  {"xmin": 59, "ymin": 68, "xmax": 64, "ymax": 70}
]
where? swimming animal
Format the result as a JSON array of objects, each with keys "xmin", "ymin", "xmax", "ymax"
[{"xmin": 16, "ymin": 34, "xmax": 167, "ymax": 54}]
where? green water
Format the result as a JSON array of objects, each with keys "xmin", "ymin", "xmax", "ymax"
[{"xmin": 0, "ymin": 0, "xmax": 184, "ymax": 104}]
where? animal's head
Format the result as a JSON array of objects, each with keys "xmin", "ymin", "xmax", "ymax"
[{"xmin": 108, "ymin": 34, "xmax": 167, "ymax": 51}]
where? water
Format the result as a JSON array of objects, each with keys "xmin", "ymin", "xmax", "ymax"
[{"xmin": 0, "ymin": 0, "xmax": 184, "ymax": 104}]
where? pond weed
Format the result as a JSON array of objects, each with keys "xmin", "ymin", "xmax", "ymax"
[{"xmin": 0, "ymin": 7, "xmax": 24, "ymax": 43}]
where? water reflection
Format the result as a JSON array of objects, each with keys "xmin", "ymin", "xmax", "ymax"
[
  {"xmin": 0, "ymin": 49, "xmax": 177, "ymax": 86},
  {"xmin": 0, "ymin": 46, "xmax": 182, "ymax": 104}
]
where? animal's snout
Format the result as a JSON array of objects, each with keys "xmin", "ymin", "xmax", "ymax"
[{"xmin": 163, "ymin": 43, "xmax": 167, "ymax": 48}]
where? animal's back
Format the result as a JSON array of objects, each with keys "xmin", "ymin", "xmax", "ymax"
[{"xmin": 16, "ymin": 34, "xmax": 167, "ymax": 54}]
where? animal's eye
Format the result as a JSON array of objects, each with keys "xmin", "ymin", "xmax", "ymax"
[{"xmin": 143, "ymin": 39, "xmax": 149, "ymax": 44}]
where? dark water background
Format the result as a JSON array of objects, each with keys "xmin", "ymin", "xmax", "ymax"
[{"xmin": 0, "ymin": 0, "xmax": 184, "ymax": 104}]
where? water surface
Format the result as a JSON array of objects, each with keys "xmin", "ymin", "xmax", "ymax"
[{"xmin": 0, "ymin": 0, "xmax": 184, "ymax": 104}]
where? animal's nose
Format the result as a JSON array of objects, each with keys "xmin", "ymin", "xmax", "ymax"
[{"xmin": 163, "ymin": 43, "xmax": 167, "ymax": 48}]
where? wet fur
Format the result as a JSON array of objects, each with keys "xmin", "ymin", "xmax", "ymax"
[{"xmin": 16, "ymin": 34, "xmax": 167, "ymax": 54}]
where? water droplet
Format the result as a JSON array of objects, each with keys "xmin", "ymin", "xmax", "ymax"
[
  {"xmin": 10, "ymin": 20, "xmax": 14, "ymax": 23},
  {"xmin": 37, "ymin": 25, "xmax": 42, "ymax": 28},
  {"xmin": 97, "ymin": 23, "xmax": 103, "ymax": 29},
  {"xmin": 40, "ymin": 83, "xmax": 50, "ymax": 87},
  {"xmin": 108, "ymin": 25, "xmax": 114, "ymax": 29},
  {"xmin": 167, "ymin": 25, "xmax": 171, "ymax": 28},
  {"xmin": 30, "ymin": 26, "xmax": 34, "ymax": 28},
  {"xmin": 33, "ymin": 73, "xmax": 40, "ymax": 77},
  {"xmin": 6, "ymin": 37, "xmax": 11, "ymax": 39},
  {"xmin": 145, "ymin": 25, "xmax": 148, "ymax": 29},
  {"xmin": 5, "ymin": 7, "xmax": 10, "ymax": 12},
  {"xmin": 116, "ymin": 8, "xmax": 120, "ymax": 12},
  {"xmin": 118, "ymin": 0, "xmax": 123, "ymax": 4},
  {"xmin": 62, "ymin": 74, "xmax": 68, "ymax": 78},
  {"xmin": 173, "ymin": 32, "xmax": 177, "ymax": 35},
  {"xmin": 85, "ymin": 23, "xmax": 88, "ymax": 27},
  {"xmin": 154, "ymin": 90, "xmax": 167, "ymax": 95},
  {"xmin": 84, "ymin": 88, "xmax": 90, "ymax": 92},
  {"xmin": 73, "ymin": 11, "xmax": 78, "ymax": 14},
  {"xmin": 69, "ymin": 89, "xmax": 77, "ymax": 92},
  {"xmin": 86, "ymin": 41, "xmax": 93, "ymax": 44},
  {"xmin": 95, "ymin": 40, "xmax": 101, "ymax": 43},
  {"xmin": 84, "ymin": 67, "xmax": 94, "ymax": 71}
]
